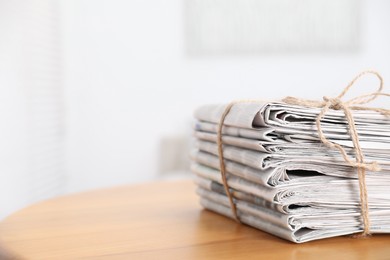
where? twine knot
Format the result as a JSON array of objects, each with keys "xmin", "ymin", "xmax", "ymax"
[{"xmin": 323, "ymin": 96, "xmax": 343, "ymax": 110}]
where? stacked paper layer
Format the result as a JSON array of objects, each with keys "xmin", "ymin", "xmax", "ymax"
[{"xmin": 191, "ymin": 102, "xmax": 390, "ymax": 243}]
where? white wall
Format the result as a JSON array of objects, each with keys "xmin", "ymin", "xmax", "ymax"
[
  {"xmin": 61, "ymin": 0, "xmax": 390, "ymax": 193},
  {"xmin": 0, "ymin": 1, "xmax": 65, "ymax": 218}
]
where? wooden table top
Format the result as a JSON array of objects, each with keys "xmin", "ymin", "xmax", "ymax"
[{"xmin": 1, "ymin": 180, "xmax": 390, "ymax": 259}]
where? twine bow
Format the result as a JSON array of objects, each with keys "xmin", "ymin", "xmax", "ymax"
[{"xmin": 217, "ymin": 70, "xmax": 390, "ymax": 237}]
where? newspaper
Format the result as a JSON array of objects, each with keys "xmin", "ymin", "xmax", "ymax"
[
  {"xmin": 194, "ymin": 102, "xmax": 390, "ymax": 143},
  {"xmin": 192, "ymin": 101, "xmax": 390, "ymax": 243}
]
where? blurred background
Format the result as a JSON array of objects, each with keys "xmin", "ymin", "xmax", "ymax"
[{"xmin": 0, "ymin": 0, "xmax": 389, "ymax": 219}]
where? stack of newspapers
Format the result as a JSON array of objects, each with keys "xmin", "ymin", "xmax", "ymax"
[{"xmin": 191, "ymin": 101, "xmax": 390, "ymax": 243}]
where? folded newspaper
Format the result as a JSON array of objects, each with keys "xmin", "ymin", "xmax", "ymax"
[{"xmin": 191, "ymin": 100, "xmax": 390, "ymax": 243}]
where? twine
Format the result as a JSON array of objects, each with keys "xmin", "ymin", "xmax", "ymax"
[{"xmin": 217, "ymin": 70, "xmax": 390, "ymax": 236}]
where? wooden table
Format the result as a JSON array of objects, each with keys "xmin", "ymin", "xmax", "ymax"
[{"xmin": 1, "ymin": 180, "xmax": 390, "ymax": 259}]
